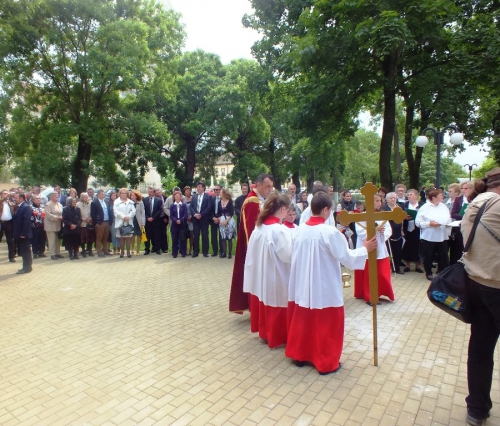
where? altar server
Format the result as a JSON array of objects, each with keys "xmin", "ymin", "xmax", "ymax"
[
  {"xmin": 354, "ymin": 194, "xmax": 395, "ymax": 304},
  {"xmin": 286, "ymin": 192, "xmax": 377, "ymax": 374},
  {"xmin": 243, "ymin": 192, "xmax": 293, "ymax": 348},
  {"xmin": 283, "ymin": 205, "xmax": 298, "ymax": 233}
]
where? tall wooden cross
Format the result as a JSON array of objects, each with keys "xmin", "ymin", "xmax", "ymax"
[{"xmin": 337, "ymin": 183, "xmax": 407, "ymax": 366}]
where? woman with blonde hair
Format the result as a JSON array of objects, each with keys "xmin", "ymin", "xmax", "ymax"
[
  {"xmin": 243, "ymin": 191, "xmax": 292, "ymax": 348},
  {"xmin": 114, "ymin": 188, "xmax": 136, "ymax": 258},
  {"xmin": 130, "ymin": 190, "xmax": 145, "ymax": 256},
  {"xmin": 76, "ymin": 192, "xmax": 95, "ymax": 257}
]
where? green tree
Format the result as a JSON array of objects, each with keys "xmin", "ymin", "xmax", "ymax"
[{"xmin": 0, "ymin": 0, "xmax": 184, "ymax": 191}]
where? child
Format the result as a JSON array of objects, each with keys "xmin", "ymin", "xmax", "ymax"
[
  {"xmin": 243, "ymin": 191, "xmax": 293, "ymax": 348},
  {"xmin": 286, "ymin": 192, "xmax": 377, "ymax": 374},
  {"xmin": 355, "ymin": 201, "xmax": 365, "ymax": 213},
  {"xmin": 283, "ymin": 205, "xmax": 297, "ymax": 232},
  {"xmin": 354, "ymin": 194, "xmax": 394, "ymax": 305}
]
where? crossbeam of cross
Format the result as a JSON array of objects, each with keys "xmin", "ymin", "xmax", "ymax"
[{"xmin": 337, "ymin": 182, "xmax": 407, "ymax": 366}]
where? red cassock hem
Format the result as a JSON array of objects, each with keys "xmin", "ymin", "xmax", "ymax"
[
  {"xmin": 285, "ymin": 302, "xmax": 344, "ymax": 373},
  {"xmin": 354, "ymin": 258, "xmax": 395, "ymax": 302},
  {"xmin": 250, "ymin": 295, "xmax": 287, "ymax": 348}
]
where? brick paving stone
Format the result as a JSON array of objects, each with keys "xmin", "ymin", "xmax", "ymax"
[{"xmin": 0, "ymin": 243, "xmax": 499, "ymax": 425}]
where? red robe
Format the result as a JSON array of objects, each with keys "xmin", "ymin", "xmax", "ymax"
[
  {"xmin": 229, "ymin": 189, "xmax": 262, "ymax": 313},
  {"xmin": 354, "ymin": 258, "xmax": 394, "ymax": 302}
]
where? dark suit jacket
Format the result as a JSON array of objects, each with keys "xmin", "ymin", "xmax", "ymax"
[
  {"xmin": 13, "ymin": 202, "xmax": 33, "ymax": 240},
  {"xmin": 143, "ymin": 196, "xmax": 162, "ymax": 222},
  {"xmin": 451, "ymin": 196, "xmax": 466, "ymax": 220},
  {"xmin": 58, "ymin": 193, "xmax": 67, "ymax": 206},
  {"xmin": 90, "ymin": 198, "xmax": 111, "ymax": 224},
  {"xmin": 382, "ymin": 204, "xmax": 403, "ymax": 239},
  {"xmin": 170, "ymin": 202, "xmax": 188, "ymax": 226},
  {"xmin": 189, "ymin": 192, "xmax": 212, "ymax": 223},
  {"xmin": 211, "ymin": 196, "xmax": 222, "ymax": 220},
  {"xmin": 234, "ymin": 194, "xmax": 246, "ymax": 217}
]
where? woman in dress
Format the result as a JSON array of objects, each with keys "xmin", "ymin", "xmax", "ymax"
[
  {"xmin": 183, "ymin": 186, "xmax": 194, "ymax": 255},
  {"xmin": 382, "ymin": 192, "xmax": 404, "ymax": 274},
  {"xmin": 108, "ymin": 191, "xmax": 119, "ymax": 253},
  {"xmin": 114, "ymin": 188, "xmax": 136, "ymax": 258},
  {"xmin": 218, "ymin": 188, "xmax": 236, "ymax": 259},
  {"xmin": 402, "ymin": 189, "xmax": 423, "ymax": 273},
  {"xmin": 415, "ymin": 189, "xmax": 451, "ymax": 280},
  {"xmin": 76, "ymin": 193, "xmax": 95, "ymax": 257},
  {"xmin": 62, "ymin": 197, "xmax": 82, "ymax": 260},
  {"xmin": 130, "ymin": 190, "xmax": 145, "ymax": 256},
  {"xmin": 170, "ymin": 191, "xmax": 188, "ymax": 258}
]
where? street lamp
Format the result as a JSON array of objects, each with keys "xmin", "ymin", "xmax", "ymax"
[
  {"xmin": 463, "ymin": 163, "xmax": 477, "ymax": 180},
  {"xmin": 415, "ymin": 125, "xmax": 464, "ymax": 188}
]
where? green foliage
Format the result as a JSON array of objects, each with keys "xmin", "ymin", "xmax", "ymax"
[
  {"xmin": 472, "ymin": 158, "xmax": 497, "ymax": 179},
  {"xmin": 160, "ymin": 168, "xmax": 179, "ymax": 193}
]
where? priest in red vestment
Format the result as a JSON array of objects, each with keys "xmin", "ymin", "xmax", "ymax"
[{"xmin": 229, "ymin": 174, "xmax": 274, "ymax": 313}]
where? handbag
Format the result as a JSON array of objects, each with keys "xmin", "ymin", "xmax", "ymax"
[
  {"xmin": 119, "ymin": 224, "xmax": 134, "ymax": 236},
  {"xmin": 141, "ymin": 225, "xmax": 147, "ymax": 242},
  {"xmin": 426, "ymin": 200, "xmax": 489, "ymax": 323}
]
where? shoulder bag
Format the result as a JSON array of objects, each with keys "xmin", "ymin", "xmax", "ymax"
[{"xmin": 426, "ymin": 200, "xmax": 489, "ymax": 323}]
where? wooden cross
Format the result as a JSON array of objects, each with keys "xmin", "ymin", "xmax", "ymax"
[{"xmin": 337, "ymin": 182, "xmax": 407, "ymax": 366}]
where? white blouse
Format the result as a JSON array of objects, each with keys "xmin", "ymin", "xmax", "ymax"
[{"xmin": 415, "ymin": 202, "xmax": 451, "ymax": 242}]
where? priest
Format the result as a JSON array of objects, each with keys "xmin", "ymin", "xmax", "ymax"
[
  {"xmin": 229, "ymin": 174, "xmax": 274, "ymax": 313},
  {"xmin": 286, "ymin": 191, "xmax": 377, "ymax": 374}
]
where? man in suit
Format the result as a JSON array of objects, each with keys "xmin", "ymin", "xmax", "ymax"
[
  {"xmin": 210, "ymin": 184, "xmax": 222, "ymax": 257},
  {"xmin": 143, "ymin": 187, "xmax": 163, "ymax": 255},
  {"xmin": 13, "ymin": 192, "xmax": 33, "ymax": 274},
  {"xmin": 395, "ymin": 184, "xmax": 407, "ymax": 207},
  {"xmin": 156, "ymin": 188, "xmax": 169, "ymax": 253},
  {"xmin": 189, "ymin": 181, "xmax": 212, "ymax": 257},
  {"xmin": 234, "ymin": 183, "xmax": 249, "ymax": 233},
  {"xmin": 91, "ymin": 189, "xmax": 112, "ymax": 257},
  {"xmin": 54, "ymin": 185, "xmax": 67, "ymax": 206},
  {"xmin": 1, "ymin": 189, "xmax": 16, "ymax": 262}
]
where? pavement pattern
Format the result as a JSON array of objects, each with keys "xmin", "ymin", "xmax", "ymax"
[{"xmin": 0, "ymin": 244, "xmax": 499, "ymax": 426}]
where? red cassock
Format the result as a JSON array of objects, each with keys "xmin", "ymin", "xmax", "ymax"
[
  {"xmin": 243, "ymin": 217, "xmax": 292, "ymax": 348},
  {"xmin": 354, "ymin": 258, "xmax": 394, "ymax": 303},
  {"xmin": 229, "ymin": 190, "xmax": 262, "ymax": 313},
  {"xmin": 286, "ymin": 217, "xmax": 368, "ymax": 374}
]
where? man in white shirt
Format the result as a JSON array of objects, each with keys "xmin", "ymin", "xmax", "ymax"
[{"xmin": 0, "ymin": 189, "xmax": 16, "ymax": 262}]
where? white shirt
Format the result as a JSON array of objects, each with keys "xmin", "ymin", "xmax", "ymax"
[
  {"xmin": 299, "ymin": 206, "xmax": 335, "ymax": 226},
  {"xmin": 174, "ymin": 201, "xmax": 181, "ymax": 218},
  {"xmin": 243, "ymin": 222, "xmax": 292, "ymax": 307},
  {"xmin": 289, "ymin": 223, "xmax": 368, "ymax": 309},
  {"xmin": 415, "ymin": 202, "xmax": 451, "ymax": 242},
  {"xmin": 1, "ymin": 201, "xmax": 13, "ymax": 221},
  {"xmin": 355, "ymin": 220, "xmax": 392, "ymax": 259}
]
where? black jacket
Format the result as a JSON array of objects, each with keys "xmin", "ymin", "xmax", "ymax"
[
  {"xmin": 13, "ymin": 202, "xmax": 33, "ymax": 240},
  {"xmin": 62, "ymin": 206, "xmax": 82, "ymax": 234},
  {"xmin": 90, "ymin": 198, "xmax": 111, "ymax": 225}
]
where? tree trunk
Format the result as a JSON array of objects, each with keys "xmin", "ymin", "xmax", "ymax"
[
  {"xmin": 185, "ymin": 137, "xmax": 196, "ymax": 185},
  {"xmin": 393, "ymin": 125, "xmax": 402, "ymax": 184},
  {"xmin": 72, "ymin": 134, "xmax": 92, "ymax": 194},
  {"xmin": 292, "ymin": 171, "xmax": 301, "ymax": 194},
  {"xmin": 268, "ymin": 137, "xmax": 282, "ymax": 190},
  {"xmin": 491, "ymin": 104, "xmax": 500, "ymax": 165},
  {"xmin": 380, "ymin": 85, "xmax": 396, "ymax": 191},
  {"xmin": 403, "ymin": 104, "xmax": 424, "ymax": 190},
  {"xmin": 306, "ymin": 169, "xmax": 315, "ymax": 193}
]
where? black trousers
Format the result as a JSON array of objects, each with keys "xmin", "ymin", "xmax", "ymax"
[
  {"xmin": 210, "ymin": 223, "xmax": 221, "ymax": 254},
  {"xmin": 421, "ymin": 239, "xmax": 449, "ymax": 276},
  {"xmin": 31, "ymin": 227, "xmax": 46, "ymax": 255},
  {"xmin": 466, "ymin": 279, "xmax": 500, "ymax": 419},
  {"xmin": 170, "ymin": 224, "xmax": 186, "ymax": 257},
  {"xmin": 449, "ymin": 227, "xmax": 464, "ymax": 265},
  {"xmin": 17, "ymin": 237, "xmax": 32, "ymax": 271},
  {"xmin": 159, "ymin": 218, "xmax": 169, "ymax": 252},
  {"xmin": 1, "ymin": 220, "xmax": 15, "ymax": 260},
  {"xmin": 192, "ymin": 220, "xmax": 209, "ymax": 255},
  {"xmin": 387, "ymin": 238, "xmax": 403, "ymax": 272},
  {"xmin": 144, "ymin": 220, "xmax": 161, "ymax": 253}
]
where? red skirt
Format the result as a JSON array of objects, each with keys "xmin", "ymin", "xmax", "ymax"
[
  {"xmin": 354, "ymin": 258, "xmax": 394, "ymax": 302},
  {"xmin": 249, "ymin": 295, "xmax": 287, "ymax": 348},
  {"xmin": 285, "ymin": 301, "xmax": 344, "ymax": 373}
]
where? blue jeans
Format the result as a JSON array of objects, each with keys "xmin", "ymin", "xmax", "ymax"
[{"xmin": 466, "ymin": 278, "xmax": 500, "ymax": 419}]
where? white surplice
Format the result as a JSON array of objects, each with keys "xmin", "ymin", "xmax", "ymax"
[
  {"xmin": 288, "ymin": 223, "xmax": 368, "ymax": 309},
  {"xmin": 243, "ymin": 223, "xmax": 293, "ymax": 307},
  {"xmin": 355, "ymin": 220, "xmax": 392, "ymax": 259},
  {"xmin": 299, "ymin": 206, "xmax": 336, "ymax": 226}
]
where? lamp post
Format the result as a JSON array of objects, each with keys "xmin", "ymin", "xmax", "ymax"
[
  {"xmin": 415, "ymin": 125, "xmax": 464, "ymax": 188},
  {"xmin": 463, "ymin": 163, "xmax": 477, "ymax": 181}
]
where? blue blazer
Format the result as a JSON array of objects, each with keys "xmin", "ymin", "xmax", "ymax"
[
  {"xmin": 13, "ymin": 202, "xmax": 33, "ymax": 240},
  {"xmin": 170, "ymin": 202, "xmax": 188, "ymax": 227}
]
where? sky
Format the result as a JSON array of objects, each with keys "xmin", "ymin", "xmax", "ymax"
[{"xmin": 164, "ymin": 0, "xmax": 489, "ymax": 173}]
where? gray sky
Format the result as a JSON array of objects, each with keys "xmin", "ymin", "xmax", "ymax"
[{"xmin": 165, "ymin": 0, "xmax": 258, "ymax": 64}]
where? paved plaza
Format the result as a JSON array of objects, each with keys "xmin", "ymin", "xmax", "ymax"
[{"xmin": 0, "ymin": 243, "xmax": 499, "ymax": 426}]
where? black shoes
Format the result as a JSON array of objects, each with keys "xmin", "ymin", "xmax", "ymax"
[
  {"xmin": 395, "ymin": 270, "xmax": 405, "ymax": 275},
  {"xmin": 51, "ymin": 255, "xmax": 59, "ymax": 260},
  {"xmin": 144, "ymin": 251, "xmax": 150, "ymax": 255},
  {"xmin": 156, "ymin": 251, "xmax": 161, "ymax": 255},
  {"xmin": 403, "ymin": 267, "xmax": 410, "ymax": 272},
  {"xmin": 228, "ymin": 254, "xmax": 232, "ymax": 259},
  {"xmin": 415, "ymin": 267, "xmax": 424, "ymax": 273},
  {"xmin": 203, "ymin": 254, "xmax": 208, "ymax": 257},
  {"xmin": 211, "ymin": 253, "xmax": 218, "ymax": 257},
  {"xmin": 9, "ymin": 258, "xmax": 16, "ymax": 263},
  {"xmin": 16, "ymin": 269, "xmax": 32, "ymax": 274}
]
